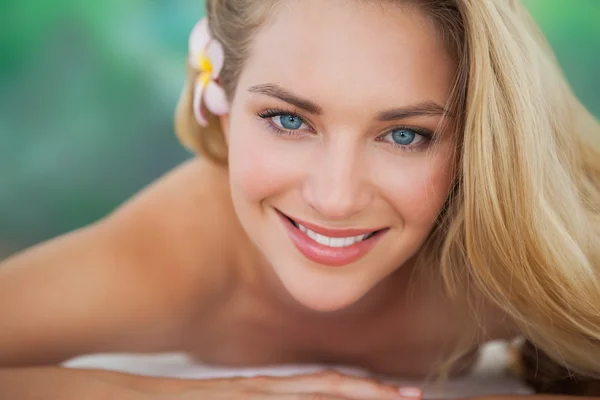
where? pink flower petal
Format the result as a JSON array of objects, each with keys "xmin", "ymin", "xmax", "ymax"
[
  {"xmin": 193, "ymin": 82, "xmax": 209, "ymax": 127},
  {"xmin": 188, "ymin": 18, "xmax": 211, "ymax": 69},
  {"xmin": 204, "ymin": 81, "xmax": 229, "ymax": 116},
  {"xmin": 206, "ymin": 40, "xmax": 225, "ymax": 79}
]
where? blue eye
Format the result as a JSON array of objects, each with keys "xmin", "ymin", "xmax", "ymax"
[
  {"xmin": 276, "ymin": 114, "xmax": 304, "ymax": 130},
  {"xmin": 378, "ymin": 127, "xmax": 431, "ymax": 152},
  {"xmin": 391, "ymin": 129, "xmax": 417, "ymax": 145},
  {"xmin": 258, "ymin": 109, "xmax": 313, "ymax": 137}
]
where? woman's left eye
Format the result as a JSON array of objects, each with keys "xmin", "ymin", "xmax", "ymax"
[{"xmin": 379, "ymin": 128, "xmax": 431, "ymax": 151}]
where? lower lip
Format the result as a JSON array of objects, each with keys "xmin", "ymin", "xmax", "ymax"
[{"xmin": 278, "ymin": 213, "xmax": 386, "ymax": 267}]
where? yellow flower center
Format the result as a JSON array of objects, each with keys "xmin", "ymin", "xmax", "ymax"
[
  {"xmin": 198, "ymin": 52, "xmax": 212, "ymax": 72},
  {"xmin": 196, "ymin": 51, "xmax": 213, "ymax": 88},
  {"xmin": 198, "ymin": 72, "xmax": 212, "ymax": 87}
]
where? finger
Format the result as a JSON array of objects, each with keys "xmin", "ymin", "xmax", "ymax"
[
  {"xmin": 271, "ymin": 394, "xmax": 357, "ymax": 400},
  {"xmin": 254, "ymin": 370, "xmax": 422, "ymax": 400},
  {"xmin": 397, "ymin": 387, "xmax": 423, "ymax": 398}
]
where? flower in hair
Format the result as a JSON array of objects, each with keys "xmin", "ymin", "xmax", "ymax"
[{"xmin": 188, "ymin": 17, "xmax": 229, "ymax": 126}]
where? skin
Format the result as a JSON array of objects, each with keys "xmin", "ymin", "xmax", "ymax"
[
  {"xmin": 227, "ymin": 0, "xmax": 456, "ymax": 313},
  {"xmin": 2, "ymin": 1, "xmax": 571, "ymax": 399}
]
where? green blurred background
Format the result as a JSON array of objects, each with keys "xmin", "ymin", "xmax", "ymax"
[{"xmin": 1, "ymin": 0, "xmax": 599, "ymax": 257}]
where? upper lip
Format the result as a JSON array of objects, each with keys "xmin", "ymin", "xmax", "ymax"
[{"xmin": 278, "ymin": 210, "xmax": 385, "ymax": 238}]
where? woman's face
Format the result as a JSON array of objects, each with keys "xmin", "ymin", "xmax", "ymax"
[{"xmin": 226, "ymin": 0, "xmax": 457, "ymax": 312}]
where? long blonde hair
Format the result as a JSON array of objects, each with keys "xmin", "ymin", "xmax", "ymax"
[{"xmin": 175, "ymin": 0, "xmax": 600, "ymax": 377}]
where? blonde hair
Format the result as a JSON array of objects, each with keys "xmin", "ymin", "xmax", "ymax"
[{"xmin": 175, "ymin": 0, "xmax": 600, "ymax": 377}]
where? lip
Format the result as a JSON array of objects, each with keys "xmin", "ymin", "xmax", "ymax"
[
  {"xmin": 279, "ymin": 211, "xmax": 385, "ymax": 238},
  {"xmin": 277, "ymin": 210, "xmax": 387, "ymax": 267}
]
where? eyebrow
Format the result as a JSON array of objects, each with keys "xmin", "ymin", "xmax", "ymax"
[
  {"xmin": 377, "ymin": 101, "xmax": 452, "ymax": 121},
  {"xmin": 248, "ymin": 83, "xmax": 451, "ymax": 119},
  {"xmin": 248, "ymin": 84, "xmax": 323, "ymax": 114}
]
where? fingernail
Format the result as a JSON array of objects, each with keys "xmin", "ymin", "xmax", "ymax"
[{"xmin": 397, "ymin": 386, "xmax": 423, "ymax": 398}]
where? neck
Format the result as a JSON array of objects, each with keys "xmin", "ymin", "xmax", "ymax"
[{"xmin": 249, "ymin": 251, "xmax": 420, "ymax": 321}]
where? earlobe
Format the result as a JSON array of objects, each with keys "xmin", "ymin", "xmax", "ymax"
[{"xmin": 219, "ymin": 114, "xmax": 230, "ymax": 144}]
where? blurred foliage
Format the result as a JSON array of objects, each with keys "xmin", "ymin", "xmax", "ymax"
[{"xmin": 0, "ymin": 0, "xmax": 599, "ymax": 255}]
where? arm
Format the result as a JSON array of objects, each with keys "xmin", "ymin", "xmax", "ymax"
[
  {"xmin": 0, "ymin": 367, "xmax": 195, "ymax": 399},
  {"xmin": 0, "ymin": 367, "xmax": 426, "ymax": 400}
]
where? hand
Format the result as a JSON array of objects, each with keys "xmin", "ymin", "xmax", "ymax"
[{"xmin": 155, "ymin": 370, "xmax": 424, "ymax": 399}]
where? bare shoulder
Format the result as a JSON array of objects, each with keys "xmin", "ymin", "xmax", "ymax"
[
  {"xmin": 106, "ymin": 156, "xmax": 243, "ymax": 303},
  {"xmin": 0, "ymin": 157, "xmax": 243, "ymax": 365}
]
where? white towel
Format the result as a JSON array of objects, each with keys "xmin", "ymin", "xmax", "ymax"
[{"xmin": 64, "ymin": 340, "xmax": 532, "ymax": 398}]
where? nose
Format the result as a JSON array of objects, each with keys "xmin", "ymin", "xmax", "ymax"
[{"xmin": 302, "ymin": 136, "xmax": 373, "ymax": 220}]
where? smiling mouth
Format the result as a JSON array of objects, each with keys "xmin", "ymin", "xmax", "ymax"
[
  {"xmin": 276, "ymin": 210, "xmax": 388, "ymax": 267},
  {"xmin": 280, "ymin": 212, "xmax": 386, "ymax": 248}
]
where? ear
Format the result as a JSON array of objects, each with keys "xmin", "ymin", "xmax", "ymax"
[{"xmin": 219, "ymin": 114, "xmax": 230, "ymax": 145}]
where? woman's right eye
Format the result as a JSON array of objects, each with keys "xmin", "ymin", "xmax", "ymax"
[
  {"xmin": 271, "ymin": 114, "xmax": 308, "ymax": 131},
  {"xmin": 258, "ymin": 109, "xmax": 312, "ymax": 136}
]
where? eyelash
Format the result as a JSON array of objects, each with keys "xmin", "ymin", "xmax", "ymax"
[
  {"xmin": 257, "ymin": 108, "xmax": 314, "ymax": 137},
  {"xmin": 256, "ymin": 108, "xmax": 434, "ymax": 152}
]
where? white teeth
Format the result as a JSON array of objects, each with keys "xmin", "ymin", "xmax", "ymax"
[
  {"xmin": 296, "ymin": 223, "xmax": 374, "ymax": 248},
  {"xmin": 330, "ymin": 238, "xmax": 345, "ymax": 247},
  {"xmin": 315, "ymin": 233, "xmax": 329, "ymax": 246}
]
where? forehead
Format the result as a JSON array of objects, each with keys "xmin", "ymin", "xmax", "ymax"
[{"xmin": 238, "ymin": 0, "xmax": 456, "ymax": 111}]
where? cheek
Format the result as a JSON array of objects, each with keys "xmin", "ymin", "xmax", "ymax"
[
  {"xmin": 228, "ymin": 118, "xmax": 306, "ymax": 204},
  {"xmin": 374, "ymin": 149, "xmax": 454, "ymax": 224}
]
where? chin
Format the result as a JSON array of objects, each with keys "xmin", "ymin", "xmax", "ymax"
[
  {"xmin": 275, "ymin": 266, "xmax": 372, "ymax": 313},
  {"xmin": 289, "ymin": 287, "xmax": 364, "ymax": 313}
]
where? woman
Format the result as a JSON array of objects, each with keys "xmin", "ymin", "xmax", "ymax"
[{"xmin": 1, "ymin": 0, "xmax": 599, "ymax": 398}]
